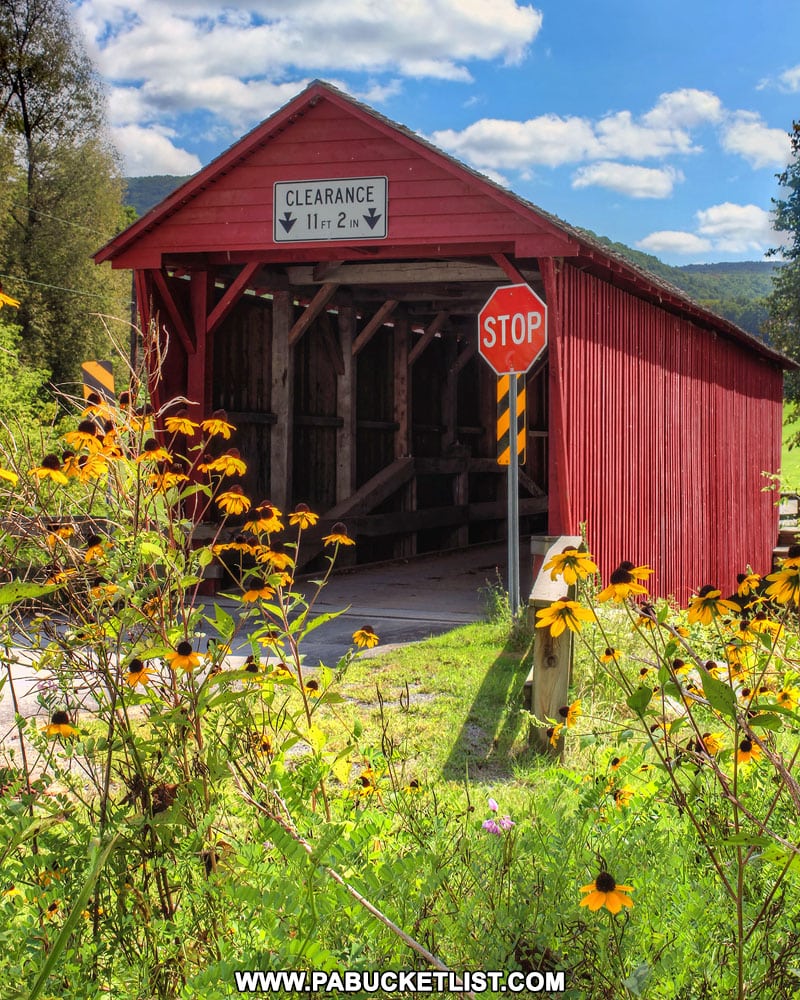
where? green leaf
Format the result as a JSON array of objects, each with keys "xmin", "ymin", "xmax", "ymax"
[
  {"xmin": 23, "ymin": 834, "xmax": 119, "ymax": 1000},
  {"xmin": 0, "ymin": 581, "xmax": 61, "ymax": 606},
  {"xmin": 748, "ymin": 713, "xmax": 783, "ymax": 731},
  {"xmin": 626, "ymin": 685, "xmax": 653, "ymax": 714},
  {"xmin": 197, "ymin": 546, "xmax": 214, "ymax": 568},
  {"xmin": 622, "ymin": 962, "xmax": 651, "ymax": 997},
  {"xmin": 698, "ymin": 666, "xmax": 737, "ymax": 719}
]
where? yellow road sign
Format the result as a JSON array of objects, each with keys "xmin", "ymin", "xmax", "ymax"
[{"xmin": 497, "ymin": 374, "xmax": 526, "ymax": 465}]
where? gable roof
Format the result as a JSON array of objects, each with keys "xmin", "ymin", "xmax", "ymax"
[{"xmin": 96, "ymin": 80, "xmax": 791, "ymax": 369}]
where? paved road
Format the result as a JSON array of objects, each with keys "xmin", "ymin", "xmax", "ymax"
[{"xmin": 0, "ymin": 542, "xmax": 532, "ymax": 744}]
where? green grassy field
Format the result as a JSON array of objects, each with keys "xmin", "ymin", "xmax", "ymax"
[{"xmin": 783, "ymin": 404, "xmax": 800, "ymax": 488}]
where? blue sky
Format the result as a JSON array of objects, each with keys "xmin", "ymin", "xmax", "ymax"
[{"xmin": 73, "ymin": 0, "xmax": 800, "ymax": 265}]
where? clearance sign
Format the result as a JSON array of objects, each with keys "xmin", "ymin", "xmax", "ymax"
[{"xmin": 274, "ymin": 176, "xmax": 388, "ymax": 242}]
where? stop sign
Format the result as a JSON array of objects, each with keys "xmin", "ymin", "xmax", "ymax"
[{"xmin": 478, "ymin": 283, "xmax": 548, "ymax": 375}]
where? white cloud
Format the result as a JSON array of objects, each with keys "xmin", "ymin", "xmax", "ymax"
[
  {"xmin": 76, "ymin": 1, "xmax": 544, "ymax": 107},
  {"xmin": 778, "ymin": 64, "xmax": 800, "ymax": 92},
  {"xmin": 642, "ymin": 88, "xmax": 723, "ymax": 129},
  {"xmin": 636, "ymin": 231, "xmax": 712, "ymax": 255},
  {"xmin": 720, "ymin": 112, "xmax": 792, "ymax": 169},
  {"xmin": 638, "ymin": 201, "xmax": 785, "ymax": 257},
  {"xmin": 112, "ymin": 124, "xmax": 203, "ymax": 176},
  {"xmin": 695, "ymin": 202, "xmax": 778, "ymax": 252},
  {"xmin": 430, "ymin": 87, "xmax": 722, "ymax": 177},
  {"xmin": 431, "ymin": 114, "xmax": 598, "ymax": 169},
  {"xmin": 572, "ymin": 162, "xmax": 683, "ymax": 198}
]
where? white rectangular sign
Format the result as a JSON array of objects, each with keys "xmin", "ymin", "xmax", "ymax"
[{"xmin": 273, "ymin": 176, "xmax": 388, "ymax": 242}]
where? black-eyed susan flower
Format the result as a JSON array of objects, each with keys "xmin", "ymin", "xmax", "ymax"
[
  {"xmin": 76, "ymin": 453, "xmax": 109, "ymax": 484},
  {"xmin": 32, "ymin": 454, "xmax": 68, "ymax": 484},
  {"xmin": 166, "ymin": 641, "xmax": 201, "ymax": 672},
  {"xmin": 0, "ymin": 466, "xmax": 19, "ymax": 486},
  {"xmin": 43, "ymin": 710, "xmax": 78, "ymax": 738},
  {"xmin": 736, "ymin": 571, "xmax": 761, "ymax": 598},
  {"xmin": 90, "ymin": 579, "xmax": 119, "ymax": 603},
  {"xmin": 43, "ymin": 899, "xmax": 61, "ymax": 920},
  {"xmin": 45, "ymin": 524, "xmax": 74, "ymax": 550},
  {"xmin": 600, "ymin": 647, "xmax": 621, "ymax": 664},
  {"xmin": 201, "ymin": 410, "xmax": 235, "ymax": 439},
  {"xmin": 687, "ymin": 585, "xmax": 740, "ymax": 626},
  {"xmin": 216, "ymin": 486, "xmax": 252, "ymax": 516},
  {"xmin": 352, "ymin": 625, "xmax": 379, "ymax": 649},
  {"xmin": 84, "ymin": 534, "xmax": 106, "ymax": 563},
  {"xmin": 125, "ymin": 658, "xmax": 152, "ymax": 687},
  {"xmin": 694, "ymin": 732, "xmax": 724, "ymax": 756},
  {"xmin": 535, "ymin": 600, "xmax": 594, "ymax": 637},
  {"xmin": 558, "ymin": 700, "xmax": 582, "ymax": 728},
  {"xmin": 403, "ymin": 778, "xmax": 422, "ymax": 794},
  {"xmin": 199, "ymin": 449, "xmax": 247, "ymax": 477},
  {"xmin": 0, "ymin": 286, "xmax": 20, "ymax": 309},
  {"xmin": 255, "ymin": 545, "xmax": 294, "ymax": 572},
  {"xmin": 776, "ymin": 687, "xmax": 800, "ymax": 710},
  {"xmin": 323, "ymin": 522, "xmax": 356, "ymax": 547},
  {"xmin": 303, "ymin": 677, "xmax": 321, "ymax": 698},
  {"xmin": 63, "ymin": 420, "xmax": 103, "ymax": 452},
  {"xmin": 765, "ymin": 565, "xmax": 800, "ymax": 605},
  {"xmin": 609, "ymin": 755, "xmax": 627, "ymax": 770},
  {"xmin": 134, "ymin": 438, "xmax": 172, "ymax": 464},
  {"xmin": 543, "ymin": 547, "xmax": 598, "ymax": 585},
  {"xmin": 248, "ymin": 731, "xmax": 273, "ymax": 756},
  {"xmin": 241, "ymin": 579, "xmax": 274, "ymax": 602},
  {"xmin": 244, "ymin": 502, "xmax": 284, "ymax": 534},
  {"xmin": 354, "ymin": 766, "xmax": 382, "ymax": 801},
  {"xmin": 288, "ymin": 502, "xmax": 319, "ymax": 529},
  {"xmin": 611, "ymin": 785, "xmax": 634, "ymax": 809},
  {"xmin": 268, "ymin": 662, "xmax": 293, "ymax": 681},
  {"xmin": 597, "ymin": 564, "xmax": 649, "ymax": 602},
  {"xmin": 164, "ymin": 411, "xmax": 199, "ymax": 436},
  {"xmin": 736, "ymin": 738, "xmax": 762, "ymax": 765},
  {"xmin": 547, "ymin": 723, "xmax": 564, "ymax": 748},
  {"xmin": 579, "ymin": 872, "xmax": 634, "ymax": 914}
]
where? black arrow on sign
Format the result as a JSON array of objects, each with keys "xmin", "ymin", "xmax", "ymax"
[
  {"xmin": 279, "ymin": 212, "xmax": 296, "ymax": 233},
  {"xmin": 363, "ymin": 208, "xmax": 382, "ymax": 230}
]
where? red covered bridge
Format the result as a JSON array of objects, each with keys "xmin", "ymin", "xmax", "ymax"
[{"xmin": 95, "ymin": 80, "xmax": 789, "ymax": 603}]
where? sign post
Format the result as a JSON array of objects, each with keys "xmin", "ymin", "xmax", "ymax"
[{"xmin": 478, "ymin": 284, "xmax": 548, "ymax": 615}]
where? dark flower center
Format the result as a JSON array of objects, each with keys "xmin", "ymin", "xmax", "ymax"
[
  {"xmin": 595, "ymin": 871, "xmax": 616, "ymax": 893},
  {"xmin": 128, "ymin": 659, "xmax": 144, "ymax": 674},
  {"xmin": 177, "ymin": 641, "xmax": 193, "ymax": 656},
  {"xmin": 604, "ymin": 647, "xmax": 614, "ymax": 657},
  {"xmin": 698, "ymin": 584, "xmax": 716, "ymax": 597},
  {"xmin": 41, "ymin": 454, "xmax": 61, "ymax": 470},
  {"xmin": 558, "ymin": 705, "xmax": 569, "ymax": 718},
  {"xmin": 51, "ymin": 710, "xmax": 69, "ymax": 725},
  {"xmin": 739, "ymin": 739, "xmax": 752, "ymax": 753},
  {"xmin": 610, "ymin": 567, "xmax": 633, "ymax": 585},
  {"xmin": 143, "ymin": 438, "xmax": 160, "ymax": 452}
]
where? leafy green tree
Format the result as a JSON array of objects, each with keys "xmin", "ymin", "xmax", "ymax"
[
  {"xmin": 766, "ymin": 121, "xmax": 800, "ymax": 400},
  {"xmin": 0, "ymin": 0, "xmax": 130, "ymax": 392}
]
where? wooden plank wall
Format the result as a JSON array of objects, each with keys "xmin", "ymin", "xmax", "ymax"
[{"xmin": 554, "ymin": 263, "xmax": 783, "ymax": 602}]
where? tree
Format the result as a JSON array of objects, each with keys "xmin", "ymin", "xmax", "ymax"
[
  {"xmin": 766, "ymin": 121, "xmax": 800, "ymax": 401},
  {"xmin": 0, "ymin": 0, "xmax": 129, "ymax": 393}
]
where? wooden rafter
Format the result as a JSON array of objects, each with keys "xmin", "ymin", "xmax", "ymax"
[
  {"xmin": 206, "ymin": 260, "xmax": 261, "ymax": 337},
  {"xmin": 151, "ymin": 269, "xmax": 195, "ymax": 355},
  {"xmin": 492, "ymin": 252, "xmax": 527, "ymax": 285},
  {"xmin": 351, "ymin": 299, "xmax": 398, "ymax": 356},
  {"xmin": 408, "ymin": 310, "xmax": 449, "ymax": 366},
  {"xmin": 288, "ymin": 282, "xmax": 337, "ymax": 347}
]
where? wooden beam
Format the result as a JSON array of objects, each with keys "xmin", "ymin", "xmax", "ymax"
[
  {"xmin": 269, "ymin": 291, "xmax": 293, "ymax": 511},
  {"xmin": 351, "ymin": 299, "xmax": 398, "ymax": 356},
  {"xmin": 492, "ymin": 252, "xmax": 527, "ymax": 285},
  {"xmin": 326, "ymin": 456, "xmax": 415, "ymax": 520},
  {"xmin": 151, "ymin": 269, "xmax": 195, "ymax": 355},
  {"xmin": 317, "ymin": 311, "xmax": 345, "ymax": 376},
  {"xmin": 288, "ymin": 282, "xmax": 337, "ymax": 347},
  {"xmin": 451, "ymin": 339, "xmax": 477, "ymax": 375},
  {"xmin": 408, "ymin": 310, "xmax": 449, "ymax": 366},
  {"xmin": 187, "ymin": 270, "xmax": 213, "ymax": 414},
  {"xmin": 336, "ymin": 304, "xmax": 356, "ymax": 504},
  {"xmin": 394, "ymin": 310, "xmax": 410, "ymax": 460},
  {"xmin": 287, "ymin": 260, "xmax": 541, "ymax": 285},
  {"xmin": 206, "ymin": 260, "xmax": 261, "ymax": 337}
]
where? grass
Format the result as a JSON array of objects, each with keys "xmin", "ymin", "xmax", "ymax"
[
  {"xmin": 782, "ymin": 402, "xmax": 800, "ymax": 488},
  {"xmin": 334, "ymin": 620, "xmax": 536, "ymax": 783}
]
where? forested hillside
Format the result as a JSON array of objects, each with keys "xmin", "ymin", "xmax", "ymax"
[{"xmin": 123, "ymin": 177, "xmax": 778, "ymax": 340}]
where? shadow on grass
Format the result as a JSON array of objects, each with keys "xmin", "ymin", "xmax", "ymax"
[{"xmin": 441, "ymin": 628, "xmax": 537, "ymax": 783}]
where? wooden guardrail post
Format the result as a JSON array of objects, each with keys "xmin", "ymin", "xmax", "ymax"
[{"xmin": 525, "ymin": 534, "xmax": 584, "ymax": 756}]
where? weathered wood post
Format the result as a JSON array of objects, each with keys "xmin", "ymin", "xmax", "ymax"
[{"xmin": 526, "ymin": 534, "xmax": 584, "ymax": 756}]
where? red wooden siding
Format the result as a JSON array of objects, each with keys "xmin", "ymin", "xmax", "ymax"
[
  {"xmin": 112, "ymin": 100, "xmax": 559, "ymax": 263},
  {"xmin": 551, "ymin": 263, "xmax": 783, "ymax": 604}
]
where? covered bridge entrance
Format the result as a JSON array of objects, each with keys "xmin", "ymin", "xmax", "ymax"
[{"xmin": 96, "ymin": 81, "xmax": 788, "ymax": 602}]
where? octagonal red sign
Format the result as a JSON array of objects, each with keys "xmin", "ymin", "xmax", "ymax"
[{"xmin": 478, "ymin": 283, "xmax": 548, "ymax": 375}]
